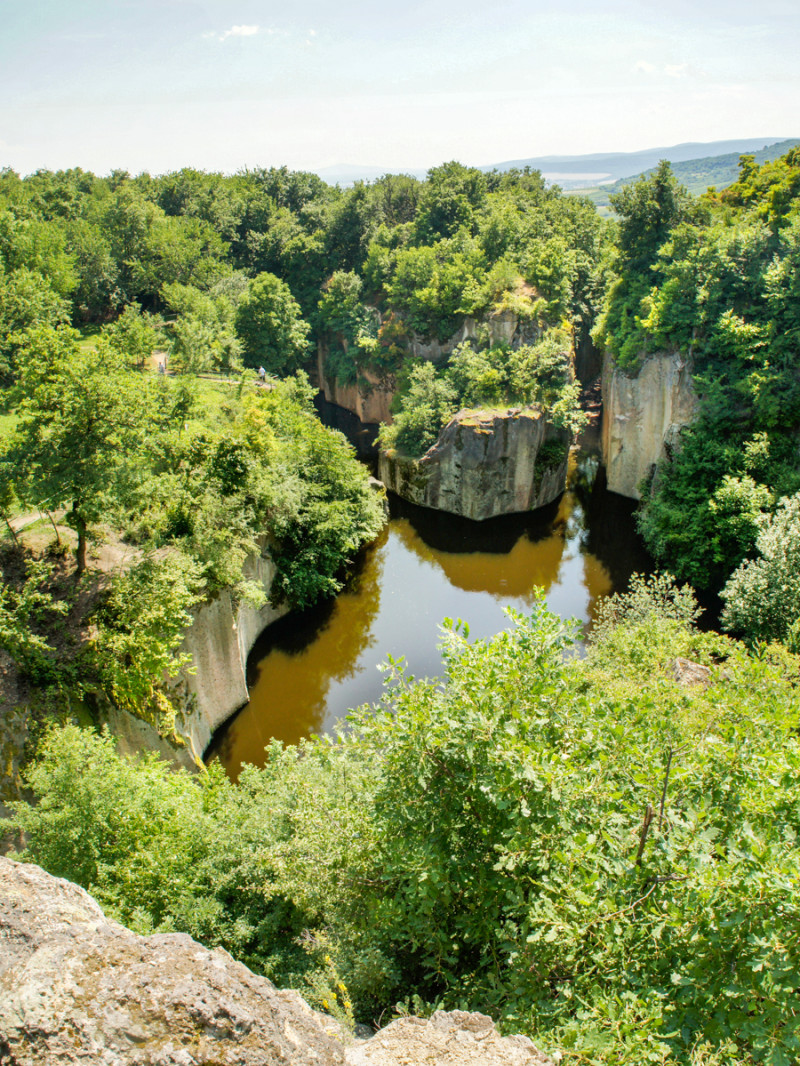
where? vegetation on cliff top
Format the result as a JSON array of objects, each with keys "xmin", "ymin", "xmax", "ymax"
[
  {"xmin": 0, "ymin": 363, "xmax": 384, "ymax": 736},
  {"xmin": 596, "ymin": 149, "xmax": 800, "ymax": 616}
]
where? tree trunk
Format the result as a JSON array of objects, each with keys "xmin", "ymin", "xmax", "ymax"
[
  {"xmin": 45, "ymin": 510, "xmax": 61, "ymax": 545},
  {"xmin": 73, "ymin": 509, "xmax": 87, "ymax": 576},
  {"xmin": 4, "ymin": 515, "xmax": 19, "ymax": 546}
]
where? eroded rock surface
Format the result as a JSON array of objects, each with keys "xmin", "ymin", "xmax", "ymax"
[
  {"xmin": 0, "ymin": 857, "xmax": 345, "ymax": 1065},
  {"xmin": 346, "ymin": 1010, "xmax": 556, "ymax": 1066},
  {"xmin": 0, "ymin": 859, "xmax": 560, "ymax": 1066},
  {"xmin": 379, "ymin": 408, "xmax": 570, "ymax": 521},
  {"xmin": 601, "ymin": 350, "xmax": 698, "ymax": 500}
]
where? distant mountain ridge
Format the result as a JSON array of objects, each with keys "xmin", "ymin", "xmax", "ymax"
[
  {"xmin": 313, "ymin": 138, "xmax": 794, "ymax": 188},
  {"xmin": 572, "ymin": 139, "xmax": 800, "ymax": 207}
]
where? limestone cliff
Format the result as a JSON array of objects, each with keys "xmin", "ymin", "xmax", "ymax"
[
  {"xmin": 601, "ymin": 350, "xmax": 698, "ymax": 500},
  {"xmin": 105, "ymin": 551, "xmax": 290, "ymax": 768},
  {"xmin": 317, "ymin": 345, "xmax": 396, "ymax": 425},
  {"xmin": 175, "ymin": 553, "xmax": 290, "ymax": 761},
  {"xmin": 378, "ymin": 408, "xmax": 570, "ymax": 521}
]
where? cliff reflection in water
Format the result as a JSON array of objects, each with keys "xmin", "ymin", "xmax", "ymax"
[{"xmin": 207, "ymin": 456, "xmax": 652, "ymax": 779}]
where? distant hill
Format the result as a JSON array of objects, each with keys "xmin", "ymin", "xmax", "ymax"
[
  {"xmin": 572, "ymin": 139, "xmax": 800, "ymax": 209},
  {"xmin": 482, "ymin": 138, "xmax": 792, "ymax": 187},
  {"xmin": 313, "ymin": 138, "xmax": 795, "ymax": 189}
]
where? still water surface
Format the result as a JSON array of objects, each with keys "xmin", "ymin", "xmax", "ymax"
[{"xmin": 207, "ymin": 456, "xmax": 652, "ymax": 778}]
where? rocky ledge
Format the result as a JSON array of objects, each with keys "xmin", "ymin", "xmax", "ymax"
[
  {"xmin": 379, "ymin": 407, "xmax": 570, "ymax": 521},
  {"xmin": 0, "ymin": 857, "xmax": 557, "ymax": 1066}
]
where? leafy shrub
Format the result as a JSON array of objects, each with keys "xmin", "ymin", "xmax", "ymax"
[{"xmin": 721, "ymin": 491, "xmax": 800, "ymax": 647}]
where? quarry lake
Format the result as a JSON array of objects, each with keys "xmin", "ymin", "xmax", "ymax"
[{"xmin": 207, "ymin": 453, "xmax": 653, "ymax": 779}]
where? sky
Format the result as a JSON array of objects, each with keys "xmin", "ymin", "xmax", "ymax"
[{"xmin": 2, "ymin": 0, "xmax": 799, "ymax": 177}]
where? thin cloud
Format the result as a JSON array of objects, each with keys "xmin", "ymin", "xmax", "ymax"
[
  {"xmin": 219, "ymin": 25, "xmax": 260, "ymax": 42},
  {"xmin": 634, "ymin": 60, "xmax": 657, "ymax": 74}
]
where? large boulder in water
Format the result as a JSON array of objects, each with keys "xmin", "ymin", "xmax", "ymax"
[{"xmin": 379, "ymin": 407, "xmax": 571, "ymax": 521}]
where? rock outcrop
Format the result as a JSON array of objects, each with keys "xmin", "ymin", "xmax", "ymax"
[
  {"xmin": 347, "ymin": 1011, "xmax": 556, "ymax": 1066},
  {"xmin": 0, "ymin": 858, "xmax": 558, "ymax": 1066},
  {"xmin": 105, "ymin": 551, "xmax": 291, "ymax": 768},
  {"xmin": 379, "ymin": 408, "xmax": 570, "ymax": 521},
  {"xmin": 601, "ymin": 350, "xmax": 698, "ymax": 500},
  {"xmin": 0, "ymin": 856, "xmax": 345, "ymax": 1065},
  {"xmin": 317, "ymin": 309, "xmax": 541, "ymax": 427},
  {"xmin": 317, "ymin": 348, "xmax": 396, "ymax": 426}
]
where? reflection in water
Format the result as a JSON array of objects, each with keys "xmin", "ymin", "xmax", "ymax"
[{"xmin": 207, "ymin": 454, "xmax": 652, "ymax": 778}]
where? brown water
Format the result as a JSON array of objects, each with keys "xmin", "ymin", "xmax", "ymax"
[{"xmin": 207, "ymin": 455, "xmax": 652, "ymax": 779}]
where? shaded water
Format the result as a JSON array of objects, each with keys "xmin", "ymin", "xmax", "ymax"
[{"xmin": 207, "ymin": 456, "xmax": 652, "ymax": 778}]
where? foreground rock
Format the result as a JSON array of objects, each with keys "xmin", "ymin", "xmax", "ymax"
[
  {"xmin": 347, "ymin": 1011, "xmax": 556, "ymax": 1066},
  {"xmin": 379, "ymin": 408, "xmax": 570, "ymax": 521},
  {"xmin": 601, "ymin": 350, "xmax": 697, "ymax": 500},
  {"xmin": 0, "ymin": 857, "xmax": 345, "ymax": 1065},
  {"xmin": 0, "ymin": 858, "xmax": 558, "ymax": 1066}
]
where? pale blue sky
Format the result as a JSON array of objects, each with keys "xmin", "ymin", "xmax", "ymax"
[{"xmin": 2, "ymin": 0, "xmax": 798, "ymax": 175}]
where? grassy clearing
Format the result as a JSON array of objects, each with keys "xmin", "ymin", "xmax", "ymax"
[{"xmin": 76, "ymin": 324, "xmax": 102, "ymax": 352}]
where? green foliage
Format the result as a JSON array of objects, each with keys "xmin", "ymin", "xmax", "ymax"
[
  {"xmin": 378, "ymin": 361, "xmax": 458, "ymax": 457},
  {"xmin": 90, "ymin": 552, "xmax": 205, "ymax": 736},
  {"xmin": 13, "ymin": 603, "xmax": 800, "ymax": 1064},
  {"xmin": 101, "ymin": 302, "xmax": 162, "ymax": 369},
  {"xmin": 316, "ymin": 270, "xmax": 381, "ymax": 385},
  {"xmin": 596, "ymin": 148, "xmax": 800, "ymax": 591},
  {"xmin": 720, "ymin": 491, "xmax": 800, "ymax": 646},
  {"xmin": 0, "ymin": 558, "xmax": 69, "ymax": 682},
  {"xmin": 235, "ymin": 272, "xmax": 311, "ymax": 375},
  {"xmin": 0, "ymin": 265, "xmax": 70, "ymax": 382},
  {"xmin": 380, "ymin": 327, "xmax": 585, "ymax": 458},
  {"xmin": 5, "ymin": 327, "xmax": 152, "ymax": 572}
]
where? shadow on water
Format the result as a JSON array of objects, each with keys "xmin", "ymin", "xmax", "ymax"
[{"xmin": 207, "ymin": 450, "xmax": 655, "ymax": 779}]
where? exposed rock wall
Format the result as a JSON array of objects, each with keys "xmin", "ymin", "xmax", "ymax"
[
  {"xmin": 379, "ymin": 408, "xmax": 570, "ymax": 521},
  {"xmin": 0, "ymin": 857, "xmax": 558, "ymax": 1066},
  {"xmin": 107, "ymin": 552, "xmax": 290, "ymax": 767},
  {"xmin": 601, "ymin": 350, "xmax": 698, "ymax": 500},
  {"xmin": 317, "ymin": 346, "xmax": 396, "ymax": 425},
  {"xmin": 170, "ymin": 552, "xmax": 290, "ymax": 761}
]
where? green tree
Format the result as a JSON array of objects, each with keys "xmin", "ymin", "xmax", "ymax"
[
  {"xmin": 720, "ymin": 491, "xmax": 800, "ymax": 647},
  {"xmin": 102, "ymin": 302, "xmax": 162, "ymax": 369},
  {"xmin": 235, "ymin": 272, "xmax": 311, "ymax": 374},
  {"xmin": 4, "ymin": 327, "xmax": 150, "ymax": 573},
  {"xmin": 0, "ymin": 265, "xmax": 70, "ymax": 381}
]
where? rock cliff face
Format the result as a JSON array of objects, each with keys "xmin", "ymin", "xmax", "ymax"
[
  {"xmin": 317, "ymin": 347, "xmax": 396, "ymax": 426},
  {"xmin": 601, "ymin": 350, "xmax": 698, "ymax": 500},
  {"xmin": 378, "ymin": 408, "xmax": 570, "ymax": 521},
  {"xmin": 173, "ymin": 553, "xmax": 290, "ymax": 761},
  {"xmin": 106, "ymin": 552, "xmax": 290, "ymax": 768},
  {"xmin": 0, "ymin": 857, "xmax": 558, "ymax": 1066}
]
